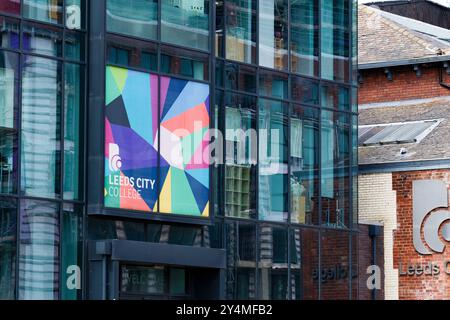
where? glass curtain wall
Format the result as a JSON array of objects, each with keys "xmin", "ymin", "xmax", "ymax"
[{"xmin": 0, "ymin": 0, "xmax": 85, "ymax": 300}]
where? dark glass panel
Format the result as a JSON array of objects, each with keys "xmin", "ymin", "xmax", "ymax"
[
  {"xmin": 224, "ymin": 62, "xmax": 256, "ymax": 93},
  {"xmin": 161, "ymin": 46, "xmax": 209, "ymax": 81},
  {"xmin": 0, "ymin": 197, "xmax": 16, "ymax": 299},
  {"xmin": 259, "ymin": 70, "xmax": 288, "ymax": 100},
  {"xmin": 0, "ymin": 16, "xmax": 20, "ymax": 49},
  {"xmin": 291, "ymin": 76, "xmax": 318, "ymax": 105}
]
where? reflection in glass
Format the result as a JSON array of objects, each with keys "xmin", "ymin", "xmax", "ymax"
[
  {"xmin": 121, "ymin": 265, "xmax": 165, "ymax": 294},
  {"xmin": 225, "ymin": 221, "xmax": 256, "ymax": 299},
  {"xmin": 291, "ymin": 76, "xmax": 318, "ymax": 105},
  {"xmin": 224, "ymin": 63, "xmax": 256, "ymax": 93},
  {"xmin": 107, "ymin": 34, "xmax": 158, "ymax": 71},
  {"xmin": 64, "ymin": 63, "xmax": 83, "ymax": 200},
  {"xmin": 65, "ymin": 0, "xmax": 84, "ymax": 30},
  {"xmin": 0, "ymin": 0, "xmax": 21, "ymax": 16},
  {"xmin": 61, "ymin": 203, "xmax": 83, "ymax": 300},
  {"xmin": 161, "ymin": 0, "xmax": 210, "ymax": 51},
  {"xmin": 320, "ymin": 230, "xmax": 350, "ymax": 299},
  {"xmin": 24, "ymin": 0, "xmax": 63, "ymax": 24},
  {"xmin": 290, "ymin": 105, "xmax": 319, "ymax": 225},
  {"xmin": 22, "ymin": 22, "xmax": 63, "ymax": 57},
  {"xmin": 258, "ymin": 99, "xmax": 288, "ymax": 222},
  {"xmin": 0, "ymin": 16, "xmax": 20, "ymax": 49},
  {"xmin": 259, "ymin": 0, "xmax": 288, "ymax": 70},
  {"xmin": 19, "ymin": 200, "xmax": 59, "ymax": 300},
  {"xmin": 225, "ymin": 0, "xmax": 256, "ymax": 64},
  {"xmin": 215, "ymin": 0, "xmax": 224, "ymax": 57},
  {"xmin": 259, "ymin": 70, "xmax": 288, "ymax": 100},
  {"xmin": 21, "ymin": 56, "xmax": 61, "ymax": 198},
  {"xmin": 161, "ymin": 46, "xmax": 209, "ymax": 81},
  {"xmin": 106, "ymin": 0, "xmax": 158, "ymax": 40},
  {"xmin": 0, "ymin": 51, "xmax": 19, "ymax": 194},
  {"xmin": 291, "ymin": 0, "xmax": 319, "ymax": 76},
  {"xmin": 224, "ymin": 93, "xmax": 257, "ymax": 219},
  {"xmin": 321, "ymin": 84, "xmax": 349, "ymax": 111},
  {"xmin": 258, "ymin": 225, "xmax": 288, "ymax": 299},
  {"xmin": 321, "ymin": 0, "xmax": 350, "ymax": 81},
  {"xmin": 0, "ymin": 198, "xmax": 16, "ymax": 299},
  {"xmin": 65, "ymin": 31, "xmax": 85, "ymax": 61},
  {"xmin": 321, "ymin": 111, "xmax": 350, "ymax": 228},
  {"xmin": 291, "ymin": 228, "xmax": 319, "ymax": 299},
  {"xmin": 351, "ymin": 115, "xmax": 358, "ymax": 227}
]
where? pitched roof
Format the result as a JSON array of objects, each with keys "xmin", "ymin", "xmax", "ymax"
[
  {"xmin": 358, "ymin": 96, "xmax": 450, "ymax": 164},
  {"xmin": 358, "ymin": 4, "xmax": 450, "ymax": 65}
]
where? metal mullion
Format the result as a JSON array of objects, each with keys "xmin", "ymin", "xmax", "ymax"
[{"xmin": 210, "ymin": 0, "xmax": 216, "ymax": 223}]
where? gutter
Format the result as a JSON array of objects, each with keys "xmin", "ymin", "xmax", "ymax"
[{"xmin": 358, "ymin": 55, "xmax": 450, "ymax": 70}]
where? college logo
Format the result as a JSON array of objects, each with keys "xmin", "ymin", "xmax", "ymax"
[
  {"xmin": 108, "ymin": 143, "xmax": 122, "ymax": 172},
  {"xmin": 413, "ymin": 180, "xmax": 450, "ymax": 255}
]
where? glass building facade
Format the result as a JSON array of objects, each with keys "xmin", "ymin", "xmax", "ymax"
[{"xmin": 0, "ymin": 0, "xmax": 358, "ymax": 300}]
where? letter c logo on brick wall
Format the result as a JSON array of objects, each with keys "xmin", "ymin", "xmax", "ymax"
[{"xmin": 413, "ymin": 180, "xmax": 450, "ymax": 255}]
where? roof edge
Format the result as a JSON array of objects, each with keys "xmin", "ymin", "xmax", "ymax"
[
  {"xmin": 358, "ymin": 55, "xmax": 450, "ymax": 69},
  {"xmin": 359, "ymin": 158, "xmax": 450, "ymax": 174}
]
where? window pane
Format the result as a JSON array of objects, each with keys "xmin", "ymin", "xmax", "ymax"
[
  {"xmin": 106, "ymin": 34, "xmax": 158, "ymax": 71},
  {"xmin": 224, "ymin": 63, "xmax": 256, "ymax": 93},
  {"xmin": 290, "ymin": 105, "xmax": 319, "ymax": 225},
  {"xmin": 64, "ymin": 63, "xmax": 83, "ymax": 200},
  {"xmin": 19, "ymin": 200, "xmax": 59, "ymax": 300},
  {"xmin": 291, "ymin": 228, "xmax": 318, "ymax": 299},
  {"xmin": 121, "ymin": 265, "xmax": 165, "ymax": 295},
  {"xmin": 0, "ymin": 197, "xmax": 16, "ymax": 299},
  {"xmin": 321, "ymin": 111, "xmax": 350, "ymax": 228},
  {"xmin": 224, "ymin": 93, "xmax": 257, "ymax": 219},
  {"xmin": 321, "ymin": 0, "xmax": 350, "ymax": 82},
  {"xmin": 22, "ymin": 22, "xmax": 63, "ymax": 57},
  {"xmin": 168, "ymin": 225, "xmax": 202, "ymax": 246},
  {"xmin": 169, "ymin": 268, "xmax": 186, "ymax": 295},
  {"xmin": 351, "ymin": 115, "xmax": 357, "ymax": 227},
  {"xmin": 61, "ymin": 203, "xmax": 83, "ymax": 300},
  {"xmin": 321, "ymin": 230, "xmax": 350, "ymax": 299},
  {"xmin": 0, "ymin": 0, "xmax": 20, "ymax": 15},
  {"xmin": 321, "ymin": 83, "xmax": 349, "ymax": 111},
  {"xmin": 161, "ymin": 0, "xmax": 210, "ymax": 51},
  {"xmin": 291, "ymin": 76, "xmax": 318, "ymax": 105},
  {"xmin": 65, "ymin": 31, "xmax": 85, "ymax": 61},
  {"xmin": 65, "ymin": 0, "xmax": 84, "ymax": 30},
  {"xmin": 24, "ymin": 0, "xmax": 63, "ymax": 24},
  {"xmin": 161, "ymin": 46, "xmax": 209, "ymax": 81},
  {"xmin": 259, "ymin": 70, "xmax": 288, "ymax": 100},
  {"xmin": 0, "ymin": 50, "xmax": 19, "ymax": 194},
  {"xmin": 259, "ymin": 0, "xmax": 288, "ymax": 70},
  {"xmin": 291, "ymin": 0, "xmax": 319, "ymax": 76},
  {"xmin": 21, "ymin": 56, "xmax": 61, "ymax": 198},
  {"xmin": 215, "ymin": 0, "xmax": 224, "ymax": 57},
  {"xmin": 258, "ymin": 225, "xmax": 288, "ymax": 299},
  {"xmin": 0, "ymin": 16, "xmax": 20, "ymax": 50},
  {"xmin": 106, "ymin": 0, "xmax": 158, "ymax": 40},
  {"xmin": 225, "ymin": 221, "xmax": 256, "ymax": 299},
  {"xmin": 259, "ymin": 99, "xmax": 288, "ymax": 222},
  {"xmin": 225, "ymin": 0, "xmax": 256, "ymax": 64}
]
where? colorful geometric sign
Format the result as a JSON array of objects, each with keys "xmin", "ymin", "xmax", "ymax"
[
  {"xmin": 104, "ymin": 66, "xmax": 210, "ymax": 217},
  {"xmin": 158, "ymin": 76, "xmax": 210, "ymax": 217}
]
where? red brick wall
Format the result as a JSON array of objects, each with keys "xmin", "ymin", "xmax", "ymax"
[
  {"xmin": 359, "ymin": 65, "xmax": 450, "ymax": 105},
  {"xmin": 392, "ymin": 170, "xmax": 450, "ymax": 300}
]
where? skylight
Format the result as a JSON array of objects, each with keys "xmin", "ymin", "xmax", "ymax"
[{"xmin": 358, "ymin": 119, "xmax": 442, "ymax": 146}]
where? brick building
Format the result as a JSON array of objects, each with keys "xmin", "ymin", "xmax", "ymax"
[{"xmin": 358, "ymin": 4, "xmax": 450, "ymax": 299}]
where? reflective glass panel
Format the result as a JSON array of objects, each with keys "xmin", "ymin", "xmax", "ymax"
[
  {"xmin": 161, "ymin": 0, "xmax": 210, "ymax": 51},
  {"xmin": 106, "ymin": 0, "xmax": 158, "ymax": 40},
  {"xmin": 225, "ymin": 0, "xmax": 256, "ymax": 64},
  {"xmin": 321, "ymin": 0, "xmax": 350, "ymax": 82},
  {"xmin": 61, "ymin": 203, "xmax": 83, "ymax": 300},
  {"xmin": 21, "ymin": 56, "xmax": 62, "ymax": 198},
  {"xmin": 259, "ymin": 0, "xmax": 288, "ymax": 70},
  {"xmin": 64, "ymin": 63, "xmax": 83, "ymax": 200},
  {"xmin": 24, "ymin": 0, "xmax": 63, "ymax": 24},
  {"xmin": 321, "ymin": 83, "xmax": 349, "ymax": 111},
  {"xmin": 0, "ymin": 197, "xmax": 16, "ymax": 299},
  {"xmin": 290, "ymin": 0, "xmax": 319, "ymax": 76},
  {"xmin": 0, "ymin": 16, "xmax": 20, "ymax": 49},
  {"xmin": 19, "ymin": 200, "xmax": 59, "ymax": 300},
  {"xmin": 224, "ymin": 62, "xmax": 256, "ymax": 93},
  {"xmin": 0, "ymin": 0, "xmax": 21, "ymax": 16},
  {"xmin": 290, "ymin": 105, "xmax": 319, "ymax": 225},
  {"xmin": 22, "ymin": 22, "xmax": 63, "ymax": 57},
  {"xmin": 224, "ymin": 93, "xmax": 257, "ymax": 219},
  {"xmin": 161, "ymin": 46, "xmax": 209, "ymax": 81},
  {"xmin": 0, "ymin": 50, "xmax": 19, "ymax": 194},
  {"xmin": 321, "ymin": 111, "xmax": 350, "ymax": 228},
  {"xmin": 65, "ymin": 31, "xmax": 85, "ymax": 61},
  {"xmin": 291, "ymin": 76, "xmax": 318, "ymax": 105},
  {"xmin": 259, "ymin": 99, "xmax": 288, "ymax": 222},
  {"xmin": 259, "ymin": 70, "xmax": 288, "ymax": 100}
]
